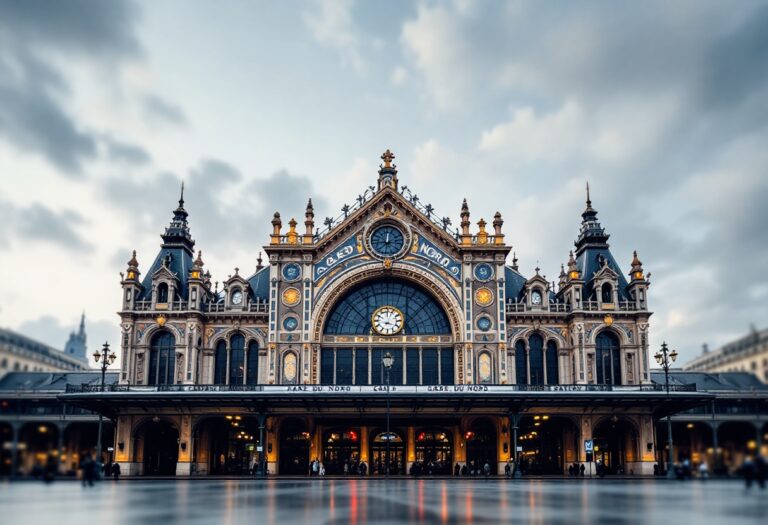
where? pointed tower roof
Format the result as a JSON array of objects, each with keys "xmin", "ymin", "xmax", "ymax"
[
  {"xmin": 161, "ymin": 182, "xmax": 195, "ymax": 255},
  {"xmin": 575, "ymin": 182, "xmax": 610, "ymax": 255}
]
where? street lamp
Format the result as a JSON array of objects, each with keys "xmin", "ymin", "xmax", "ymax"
[
  {"xmin": 93, "ymin": 341, "xmax": 117, "ymax": 473},
  {"xmin": 382, "ymin": 352, "xmax": 394, "ymax": 477},
  {"xmin": 654, "ymin": 342, "xmax": 678, "ymax": 479}
]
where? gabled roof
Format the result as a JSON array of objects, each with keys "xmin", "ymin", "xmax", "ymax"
[
  {"xmin": 139, "ymin": 248, "xmax": 194, "ymax": 300},
  {"xmin": 504, "ymin": 266, "xmax": 527, "ymax": 301},
  {"xmin": 247, "ymin": 266, "xmax": 270, "ymax": 301},
  {"xmin": 575, "ymin": 248, "xmax": 630, "ymax": 300}
]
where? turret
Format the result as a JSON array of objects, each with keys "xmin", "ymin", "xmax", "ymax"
[
  {"xmin": 121, "ymin": 250, "xmax": 142, "ymax": 310},
  {"xmin": 626, "ymin": 250, "xmax": 649, "ymax": 310},
  {"xmin": 304, "ymin": 199, "xmax": 315, "ymax": 243},
  {"xmin": 188, "ymin": 250, "xmax": 206, "ymax": 310},
  {"xmin": 460, "ymin": 199, "xmax": 471, "ymax": 245},
  {"xmin": 377, "ymin": 149, "xmax": 398, "ymax": 190}
]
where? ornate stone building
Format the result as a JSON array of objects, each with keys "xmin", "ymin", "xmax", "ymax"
[
  {"xmin": 65, "ymin": 151, "xmax": 706, "ymax": 477},
  {"xmin": 684, "ymin": 326, "xmax": 768, "ymax": 383}
]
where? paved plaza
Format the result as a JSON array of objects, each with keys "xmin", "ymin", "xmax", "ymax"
[{"xmin": 1, "ymin": 479, "xmax": 766, "ymax": 524}]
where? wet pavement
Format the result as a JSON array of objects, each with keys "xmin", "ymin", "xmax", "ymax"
[{"xmin": 1, "ymin": 478, "xmax": 766, "ymax": 524}]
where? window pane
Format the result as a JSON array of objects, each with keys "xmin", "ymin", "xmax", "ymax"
[
  {"xmin": 546, "ymin": 341, "xmax": 558, "ymax": 385},
  {"xmin": 214, "ymin": 341, "xmax": 227, "ymax": 385},
  {"xmin": 336, "ymin": 349, "xmax": 353, "ymax": 385},
  {"xmin": 229, "ymin": 335, "xmax": 245, "ymax": 385},
  {"xmin": 422, "ymin": 348, "xmax": 438, "ymax": 385},
  {"xmin": 440, "ymin": 348, "xmax": 454, "ymax": 385},
  {"xmin": 320, "ymin": 348, "xmax": 334, "ymax": 385},
  {"xmin": 246, "ymin": 341, "xmax": 259, "ymax": 385},
  {"xmin": 354, "ymin": 349, "xmax": 368, "ymax": 385},
  {"xmin": 529, "ymin": 335, "xmax": 544, "ymax": 386},
  {"xmin": 406, "ymin": 349, "xmax": 420, "ymax": 385}
]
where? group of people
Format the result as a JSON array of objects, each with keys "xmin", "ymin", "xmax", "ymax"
[
  {"xmin": 309, "ymin": 458, "xmax": 326, "ymax": 476},
  {"xmin": 79, "ymin": 453, "xmax": 120, "ymax": 486},
  {"xmin": 567, "ymin": 463, "xmax": 587, "ymax": 476},
  {"xmin": 450, "ymin": 461, "xmax": 491, "ymax": 477},
  {"xmin": 741, "ymin": 456, "xmax": 767, "ymax": 489}
]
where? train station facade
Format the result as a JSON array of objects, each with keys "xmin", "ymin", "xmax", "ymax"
[{"xmin": 63, "ymin": 151, "xmax": 707, "ymax": 476}]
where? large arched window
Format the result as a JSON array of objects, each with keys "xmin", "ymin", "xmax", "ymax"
[
  {"xmin": 157, "ymin": 282, "xmax": 169, "ymax": 303},
  {"xmin": 596, "ymin": 331, "xmax": 621, "ymax": 385},
  {"xmin": 528, "ymin": 334, "xmax": 544, "ymax": 386},
  {"xmin": 515, "ymin": 340, "xmax": 527, "ymax": 385},
  {"xmin": 324, "ymin": 279, "xmax": 451, "ymax": 335},
  {"xmin": 213, "ymin": 340, "xmax": 227, "ymax": 384},
  {"xmin": 148, "ymin": 331, "xmax": 175, "ymax": 385},
  {"xmin": 546, "ymin": 341, "xmax": 559, "ymax": 385},
  {"xmin": 229, "ymin": 334, "xmax": 245, "ymax": 385},
  {"xmin": 478, "ymin": 352, "xmax": 492, "ymax": 384},
  {"xmin": 246, "ymin": 340, "xmax": 259, "ymax": 385}
]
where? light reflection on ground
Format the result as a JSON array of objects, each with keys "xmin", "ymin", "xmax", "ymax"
[{"xmin": 1, "ymin": 478, "xmax": 766, "ymax": 525}]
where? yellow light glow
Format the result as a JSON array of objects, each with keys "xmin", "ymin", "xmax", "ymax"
[
  {"xmin": 569, "ymin": 271, "xmax": 579, "ymax": 280},
  {"xmin": 38, "ymin": 425, "xmax": 47, "ymax": 433},
  {"xmin": 686, "ymin": 423, "xmax": 694, "ymax": 429},
  {"xmin": 533, "ymin": 415, "xmax": 540, "ymax": 420},
  {"xmin": 542, "ymin": 415, "xmax": 550, "ymax": 420},
  {"xmin": 747, "ymin": 440, "xmax": 757, "ymax": 450}
]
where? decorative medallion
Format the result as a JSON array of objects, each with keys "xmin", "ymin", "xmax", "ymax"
[
  {"xmin": 281, "ymin": 287, "xmax": 301, "ymax": 307},
  {"xmin": 156, "ymin": 314, "xmax": 167, "ymax": 327},
  {"xmin": 476, "ymin": 316, "xmax": 492, "ymax": 332},
  {"xmin": 603, "ymin": 314, "xmax": 614, "ymax": 326},
  {"xmin": 282, "ymin": 263, "xmax": 301, "ymax": 282},
  {"xmin": 473, "ymin": 263, "xmax": 494, "ymax": 282},
  {"xmin": 283, "ymin": 353, "xmax": 297, "ymax": 382},
  {"xmin": 474, "ymin": 287, "xmax": 494, "ymax": 307},
  {"xmin": 282, "ymin": 316, "xmax": 299, "ymax": 332},
  {"xmin": 383, "ymin": 257, "xmax": 393, "ymax": 270},
  {"xmin": 371, "ymin": 305, "xmax": 405, "ymax": 336}
]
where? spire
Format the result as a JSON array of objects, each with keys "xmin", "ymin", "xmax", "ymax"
[
  {"xmin": 558, "ymin": 264, "xmax": 567, "ymax": 288},
  {"xmin": 511, "ymin": 252, "xmax": 519, "ymax": 271},
  {"xmin": 79, "ymin": 312, "xmax": 85, "ymax": 336},
  {"xmin": 161, "ymin": 186, "xmax": 195, "ymax": 255},
  {"xmin": 629, "ymin": 250, "xmax": 644, "ymax": 281},
  {"xmin": 377, "ymin": 149, "xmax": 398, "ymax": 190},
  {"xmin": 256, "ymin": 252, "xmax": 264, "ymax": 270},
  {"xmin": 574, "ymin": 182, "xmax": 609, "ymax": 255},
  {"xmin": 304, "ymin": 198, "xmax": 315, "ymax": 240}
]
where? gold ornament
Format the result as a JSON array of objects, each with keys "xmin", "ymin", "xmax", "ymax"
[
  {"xmin": 282, "ymin": 287, "xmax": 301, "ymax": 307},
  {"xmin": 156, "ymin": 314, "xmax": 167, "ymax": 327},
  {"xmin": 475, "ymin": 287, "xmax": 494, "ymax": 307},
  {"xmin": 603, "ymin": 315, "xmax": 613, "ymax": 326}
]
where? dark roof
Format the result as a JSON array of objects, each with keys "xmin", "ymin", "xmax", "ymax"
[
  {"xmin": 504, "ymin": 266, "xmax": 527, "ymax": 301},
  {"xmin": 139, "ymin": 247, "xmax": 194, "ymax": 300},
  {"xmin": 575, "ymin": 247, "xmax": 630, "ymax": 300},
  {"xmin": 651, "ymin": 370, "xmax": 768, "ymax": 392},
  {"xmin": 0, "ymin": 372, "xmax": 119, "ymax": 393},
  {"xmin": 247, "ymin": 266, "xmax": 270, "ymax": 301}
]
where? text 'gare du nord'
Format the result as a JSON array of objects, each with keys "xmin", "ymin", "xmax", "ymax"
[{"xmin": 62, "ymin": 149, "xmax": 709, "ymax": 477}]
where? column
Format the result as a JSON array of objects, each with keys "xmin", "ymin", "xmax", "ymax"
[
  {"xmin": 56, "ymin": 422, "xmax": 67, "ymax": 474},
  {"xmin": 360, "ymin": 425, "xmax": 369, "ymax": 468},
  {"xmin": 176, "ymin": 415, "xmax": 192, "ymax": 476},
  {"xmin": 579, "ymin": 415, "xmax": 594, "ymax": 475},
  {"xmin": 406, "ymin": 426, "xmax": 415, "ymax": 473}
]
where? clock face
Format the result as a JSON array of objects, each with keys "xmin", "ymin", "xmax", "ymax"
[
  {"xmin": 531, "ymin": 290, "xmax": 543, "ymax": 305},
  {"xmin": 231, "ymin": 290, "xmax": 243, "ymax": 305},
  {"xmin": 282, "ymin": 263, "xmax": 301, "ymax": 282},
  {"xmin": 474, "ymin": 263, "xmax": 494, "ymax": 281},
  {"xmin": 476, "ymin": 316, "xmax": 492, "ymax": 332},
  {"xmin": 371, "ymin": 306, "xmax": 404, "ymax": 336},
  {"xmin": 282, "ymin": 316, "xmax": 299, "ymax": 331},
  {"xmin": 370, "ymin": 225, "xmax": 405, "ymax": 257}
]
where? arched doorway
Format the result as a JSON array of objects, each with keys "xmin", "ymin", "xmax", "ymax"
[
  {"xmin": 593, "ymin": 417, "xmax": 638, "ymax": 474},
  {"xmin": 196, "ymin": 416, "xmax": 260, "ymax": 475},
  {"xmin": 595, "ymin": 331, "xmax": 621, "ymax": 385},
  {"xmin": 369, "ymin": 429, "xmax": 405, "ymax": 475},
  {"xmin": 414, "ymin": 428, "xmax": 452, "ymax": 475},
  {"xmin": 320, "ymin": 278, "xmax": 454, "ymax": 386},
  {"xmin": 323, "ymin": 428, "xmax": 360, "ymax": 474},
  {"xmin": 518, "ymin": 416, "xmax": 579, "ymax": 474},
  {"xmin": 466, "ymin": 418, "xmax": 497, "ymax": 474},
  {"xmin": 18, "ymin": 422, "xmax": 58, "ymax": 476},
  {"xmin": 279, "ymin": 419, "xmax": 311, "ymax": 475},
  {"xmin": 717, "ymin": 421, "xmax": 758, "ymax": 473},
  {"xmin": 62, "ymin": 422, "xmax": 105, "ymax": 474},
  {"xmin": 136, "ymin": 419, "xmax": 178, "ymax": 476}
]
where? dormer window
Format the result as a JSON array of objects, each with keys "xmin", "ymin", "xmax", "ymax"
[
  {"xmin": 601, "ymin": 283, "xmax": 613, "ymax": 304},
  {"xmin": 531, "ymin": 289, "xmax": 543, "ymax": 306},
  {"xmin": 231, "ymin": 288, "xmax": 243, "ymax": 306},
  {"xmin": 157, "ymin": 282, "xmax": 169, "ymax": 303}
]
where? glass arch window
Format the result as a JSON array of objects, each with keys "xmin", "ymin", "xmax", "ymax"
[
  {"xmin": 246, "ymin": 341, "xmax": 259, "ymax": 385},
  {"xmin": 596, "ymin": 331, "xmax": 622, "ymax": 385},
  {"xmin": 546, "ymin": 341, "xmax": 559, "ymax": 385},
  {"xmin": 213, "ymin": 340, "xmax": 227, "ymax": 384},
  {"xmin": 529, "ymin": 334, "xmax": 544, "ymax": 386},
  {"xmin": 324, "ymin": 279, "xmax": 451, "ymax": 335},
  {"xmin": 229, "ymin": 334, "xmax": 245, "ymax": 385},
  {"xmin": 601, "ymin": 283, "xmax": 613, "ymax": 304},
  {"xmin": 157, "ymin": 282, "xmax": 169, "ymax": 303},
  {"xmin": 148, "ymin": 331, "xmax": 175, "ymax": 385},
  {"xmin": 515, "ymin": 340, "xmax": 527, "ymax": 385}
]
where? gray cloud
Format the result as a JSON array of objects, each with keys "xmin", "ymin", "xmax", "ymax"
[
  {"xmin": 0, "ymin": 0, "xmax": 144, "ymax": 174},
  {"xmin": 0, "ymin": 196, "xmax": 92, "ymax": 251},
  {"xmin": 143, "ymin": 94, "xmax": 188, "ymax": 127},
  {"xmin": 102, "ymin": 135, "xmax": 152, "ymax": 165}
]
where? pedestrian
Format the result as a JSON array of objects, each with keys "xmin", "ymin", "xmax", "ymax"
[
  {"xmin": 579, "ymin": 463, "xmax": 585, "ymax": 477},
  {"xmin": 319, "ymin": 463, "xmax": 326, "ymax": 477},
  {"xmin": 460, "ymin": 464, "xmax": 468, "ymax": 476},
  {"xmin": 104, "ymin": 460, "xmax": 112, "ymax": 479},
  {"xmin": 743, "ymin": 456, "xmax": 756, "ymax": 489},
  {"xmin": 359, "ymin": 461, "xmax": 367, "ymax": 476},
  {"xmin": 483, "ymin": 462, "xmax": 491, "ymax": 477},
  {"xmin": 43, "ymin": 454, "xmax": 57, "ymax": 483},
  {"xmin": 81, "ymin": 452, "xmax": 96, "ymax": 487},
  {"xmin": 505, "ymin": 461, "xmax": 511, "ymax": 478},
  {"xmin": 112, "ymin": 462, "xmax": 121, "ymax": 481},
  {"xmin": 755, "ymin": 455, "xmax": 767, "ymax": 489},
  {"xmin": 454, "ymin": 463, "xmax": 460, "ymax": 476},
  {"xmin": 311, "ymin": 458, "xmax": 319, "ymax": 477},
  {"xmin": 698, "ymin": 462, "xmax": 709, "ymax": 480}
]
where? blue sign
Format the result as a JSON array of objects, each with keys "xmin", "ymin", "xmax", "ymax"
[
  {"xmin": 413, "ymin": 235, "xmax": 461, "ymax": 279},
  {"xmin": 584, "ymin": 439, "xmax": 594, "ymax": 453},
  {"xmin": 314, "ymin": 234, "xmax": 361, "ymax": 281}
]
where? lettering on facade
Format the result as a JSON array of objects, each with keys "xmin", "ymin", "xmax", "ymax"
[
  {"xmin": 314, "ymin": 235, "xmax": 359, "ymax": 280},
  {"xmin": 415, "ymin": 237, "xmax": 461, "ymax": 278}
]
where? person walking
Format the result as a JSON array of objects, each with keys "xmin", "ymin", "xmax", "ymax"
[
  {"xmin": 755, "ymin": 455, "xmax": 766, "ymax": 489},
  {"xmin": 319, "ymin": 463, "xmax": 326, "ymax": 477},
  {"xmin": 505, "ymin": 461, "xmax": 511, "ymax": 478},
  {"xmin": 483, "ymin": 462, "xmax": 491, "ymax": 477},
  {"xmin": 579, "ymin": 463, "xmax": 585, "ymax": 477},
  {"xmin": 112, "ymin": 462, "xmax": 121, "ymax": 481},
  {"xmin": 81, "ymin": 453, "xmax": 96, "ymax": 487}
]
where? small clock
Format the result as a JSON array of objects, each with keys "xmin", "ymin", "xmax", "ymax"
[
  {"xmin": 231, "ymin": 290, "xmax": 243, "ymax": 306},
  {"xmin": 370, "ymin": 225, "xmax": 405, "ymax": 257},
  {"xmin": 371, "ymin": 305, "xmax": 404, "ymax": 336},
  {"xmin": 282, "ymin": 263, "xmax": 301, "ymax": 282},
  {"xmin": 474, "ymin": 263, "xmax": 494, "ymax": 281},
  {"xmin": 476, "ymin": 316, "xmax": 492, "ymax": 332},
  {"xmin": 282, "ymin": 316, "xmax": 299, "ymax": 331},
  {"xmin": 475, "ymin": 287, "xmax": 494, "ymax": 307},
  {"xmin": 531, "ymin": 289, "xmax": 543, "ymax": 305}
]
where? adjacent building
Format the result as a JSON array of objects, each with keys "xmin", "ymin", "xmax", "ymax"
[
  {"xmin": 0, "ymin": 316, "xmax": 90, "ymax": 380},
  {"xmin": 62, "ymin": 151, "xmax": 708, "ymax": 477},
  {"xmin": 684, "ymin": 326, "xmax": 768, "ymax": 383}
]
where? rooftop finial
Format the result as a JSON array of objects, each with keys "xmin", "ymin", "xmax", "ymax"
[
  {"xmin": 586, "ymin": 181, "xmax": 591, "ymax": 207},
  {"xmin": 179, "ymin": 181, "xmax": 185, "ymax": 207},
  {"xmin": 381, "ymin": 149, "xmax": 395, "ymax": 169}
]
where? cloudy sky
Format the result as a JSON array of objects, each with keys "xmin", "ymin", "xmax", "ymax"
[{"xmin": 1, "ymin": 0, "xmax": 766, "ymax": 365}]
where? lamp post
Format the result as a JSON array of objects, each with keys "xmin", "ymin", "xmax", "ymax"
[
  {"xmin": 654, "ymin": 342, "xmax": 678, "ymax": 479},
  {"xmin": 93, "ymin": 342, "xmax": 116, "ymax": 473},
  {"xmin": 382, "ymin": 352, "xmax": 394, "ymax": 477}
]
